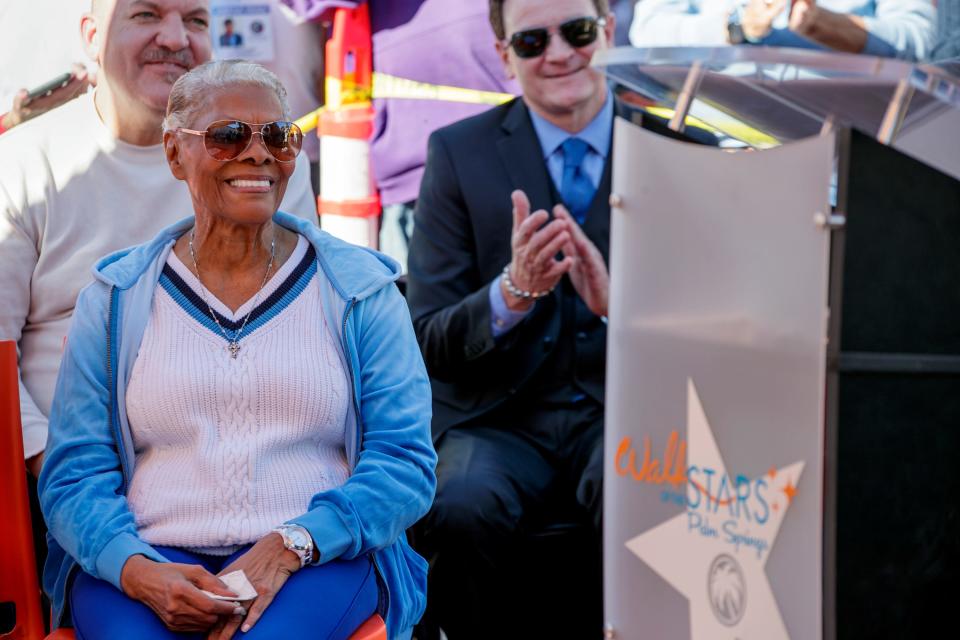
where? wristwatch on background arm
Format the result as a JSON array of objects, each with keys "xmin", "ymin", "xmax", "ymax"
[
  {"xmin": 272, "ymin": 524, "xmax": 315, "ymax": 568},
  {"xmin": 728, "ymin": 5, "xmax": 766, "ymax": 45},
  {"xmin": 728, "ymin": 8, "xmax": 748, "ymax": 44},
  {"xmin": 727, "ymin": 0, "xmax": 772, "ymax": 45}
]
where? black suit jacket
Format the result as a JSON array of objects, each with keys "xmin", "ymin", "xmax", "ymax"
[{"xmin": 407, "ymin": 98, "xmax": 612, "ymax": 439}]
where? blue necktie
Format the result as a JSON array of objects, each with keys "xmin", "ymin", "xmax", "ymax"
[{"xmin": 560, "ymin": 137, "xmax": 595, "ymax": 224}]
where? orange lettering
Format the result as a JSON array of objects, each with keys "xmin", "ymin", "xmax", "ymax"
[
  {"xmin": 614, "ymin": 431, "xmax": 689, "ymax": 487},
  {"xmin": 615, "ymin": 438, "xmax": 632, "ymax": 477}
]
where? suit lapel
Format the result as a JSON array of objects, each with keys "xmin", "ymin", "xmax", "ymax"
[
  {"xmin": 496, "ymin": 100, "xmax": 555, "ymax": 215},
  {"xmin": 493, "ymin": 97, "xmax": 614, "ymax": 262},
  {"xmin": 582, "ymin": 150, "xmax": 612, "ymax": 262}
]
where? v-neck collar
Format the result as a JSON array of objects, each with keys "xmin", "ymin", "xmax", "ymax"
[{"xmin": 167, "ymin": 235, "xmax": 308, "ymax": 321}]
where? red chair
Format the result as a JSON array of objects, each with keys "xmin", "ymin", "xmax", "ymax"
[
  {"xmin": 41, "ymin": 613, "xmax": 387, "ymax": 640},
  {"xmin": 0, "ymin": 340, "xmax": 46, "ymax": 640},
  {"xmin": 345, "ymin": 614, "xmax": 387, "ymax": 640},
  {"xmin": 0, "ymin": 341, "xmax": 386, "ymax": 640},
  {"xmin": 47, "ymin": 613, "xmax": 387, "ymax": 640},
  {"xmin": 43, "ymin": 616, "xmax": 386, "ymax": 640}
]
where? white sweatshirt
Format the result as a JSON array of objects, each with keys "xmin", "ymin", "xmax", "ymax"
[{"xmin": 0, "ymin": 92, "xmax": 318, "ymax": 459}]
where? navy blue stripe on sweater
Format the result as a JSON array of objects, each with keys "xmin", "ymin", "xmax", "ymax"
[{"xmin": 159, "ymin": 244, "xmax": 317, "ymax": 343}]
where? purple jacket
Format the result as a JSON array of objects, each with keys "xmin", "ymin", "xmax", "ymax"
[{"xmin": 282, "ymin": 0, "xmax": 520, "ymax": 205}]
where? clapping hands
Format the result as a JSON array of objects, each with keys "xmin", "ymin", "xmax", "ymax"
[
  {"xmin": 503, "ymin": 190, "xmax": 574, "ymax": 311},
  {"xmin": 504, "ymin": 190, "xmax": 608, "ymax": 318},
  {"xmin": 554, "ymin": 205, "xmax": 609, "ymax": 318}
]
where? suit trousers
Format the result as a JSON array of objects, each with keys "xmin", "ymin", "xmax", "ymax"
[{"xmin": 417, "ymin": 399, "xmax": 603, "ymax": 639}]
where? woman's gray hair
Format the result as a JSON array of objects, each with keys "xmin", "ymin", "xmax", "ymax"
[{"xmin": 162, "ymin": 60, "xmax": 291, "ymax": 132}]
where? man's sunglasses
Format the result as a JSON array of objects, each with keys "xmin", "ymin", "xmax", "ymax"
[
  {"xmin": 507, "ymin": 16, "xmax": 607, "ymax": 59},
  {"xmin": 176, "ymin": 120, "xmax": 303, "ymax": 162}
]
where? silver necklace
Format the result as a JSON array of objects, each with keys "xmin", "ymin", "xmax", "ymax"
[{"xmin": 188, "ymin": 228, "xmax": 276, "ymax": 359}]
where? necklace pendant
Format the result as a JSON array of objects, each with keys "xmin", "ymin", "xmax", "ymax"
[{"xmin": 228, "ymin": 342, "xmax": 241, "ymax": 359}]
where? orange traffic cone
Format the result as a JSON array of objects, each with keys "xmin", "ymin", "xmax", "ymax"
[{"xmin": 318, "ymin": 5, "xmax": 380, "ymax": 248}]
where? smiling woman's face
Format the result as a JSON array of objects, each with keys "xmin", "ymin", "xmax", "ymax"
[{"xmin": 165, "ymin": 83, "xmax": 296, "ymax": 227}]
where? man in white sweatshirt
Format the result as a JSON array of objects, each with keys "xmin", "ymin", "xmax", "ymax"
[{"xmin": 0, "ymin": 0, "xmax": 318, "ymax": 479}]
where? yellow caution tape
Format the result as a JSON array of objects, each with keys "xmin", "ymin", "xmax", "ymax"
[
  {"xmin": 295, "ymin": 109, "xmax": 322, "ymax": 134},
  {"xmin": 325, "ymin": 76, "xmax": 373, "ymax": 111},
  {"xmin": 371, "ymin": 72, "xmax": 515, "ymax": 106},
  {"xmin": 301, "ymin": 73, "xmax": 515, "ymax": 134},
  {"xmin": 304, "ymin": 75, "xmax": 776, "ymax": 149},
  {"xmin": 325, "ymin": 72, "xmax": 513, "ymax": 112},
  {"xmin": 643, "ymin": 106, "xmax": 778, "ymax": 148}
]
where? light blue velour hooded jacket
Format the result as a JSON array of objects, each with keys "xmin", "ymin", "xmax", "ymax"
[{"xmin": 38, "ymin": 212, "xmax": 437, "ymax": 640}]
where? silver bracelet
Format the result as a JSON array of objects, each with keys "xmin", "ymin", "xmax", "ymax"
[{"xmin": 501, "ymin": 265, "xmax": 554, "ymax": 300}]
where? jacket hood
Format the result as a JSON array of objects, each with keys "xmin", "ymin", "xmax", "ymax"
[{"xmin": 91, "ymin": 211, "xmax": 401, "ymax": 301}]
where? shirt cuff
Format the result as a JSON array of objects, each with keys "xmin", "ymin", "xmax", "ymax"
[
  {"xmin": 22, "ymin": 423, "xmax": 48, "ymax": 460},
  {"xmin": 489, "ymin": 274, "xmax": 532, "ymax": 338},
  {"xmin": 860, "ymin": 31, "xmax": 898, "ymax": 58},
  {"xmin": 289, "ymin": 505, "xmax": 352, "ymax": 565},
  {"xmin": 758, "ymin": 28, "xmax": 829, "ymax": 51},
  {"xmin": 95, "ymin": 532, "xmax": 168, "ymax": 591}
]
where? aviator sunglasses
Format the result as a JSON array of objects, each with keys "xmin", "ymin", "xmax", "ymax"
[
  {"xmin": 507, "ymin": 16, "xmax": 607, "ymax": 59},
  {"xmin": 176, "ymin": 119, "xmax": 303, "ymax": 162}
]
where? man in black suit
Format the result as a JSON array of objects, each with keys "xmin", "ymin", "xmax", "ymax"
[{"xmin": 406, "ymin": 0, "xmax": 615, "ymax": 635}]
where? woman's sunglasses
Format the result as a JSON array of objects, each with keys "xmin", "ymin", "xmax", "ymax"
[
  {"xmin": 507, "ymin": 16, "xmax": 607, "ymax": 59},
  {"xmin": 176, "ymin": 120, "xmax": 303, "ymax": 162}
]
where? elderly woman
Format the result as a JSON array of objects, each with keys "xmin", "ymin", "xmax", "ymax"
[{"xmin": 38, "ymin": 60, "xmax": 435, "ymax": 640}]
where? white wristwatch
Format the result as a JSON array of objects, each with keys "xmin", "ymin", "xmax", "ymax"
[{"xmin": 272, "ymin": 524, "xmax": 314, "ymax": 568}]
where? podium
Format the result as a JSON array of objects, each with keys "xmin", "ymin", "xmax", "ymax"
[{"xmin": 598, "ymin": 47, "xmax": 960, "ymax": 640}]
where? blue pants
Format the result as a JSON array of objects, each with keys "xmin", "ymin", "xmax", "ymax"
[{"xmin": 70, "ymin": 546, "xmax": 379, "ymax": 640}]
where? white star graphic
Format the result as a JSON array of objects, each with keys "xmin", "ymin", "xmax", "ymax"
[{"xmin": 625, "ymin": 379, "xmax": 804, "ymax": 639}]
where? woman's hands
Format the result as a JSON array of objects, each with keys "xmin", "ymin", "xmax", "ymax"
[
  {"xmin": 120, "ymin": 555, "xmax": 241, "ymax": 633},
  {"xmin": 119, "ymin": 535, "xmax": 303, "ymax": 639},
  {"xmin": 207, "ymin": 533, "xmax": 302, "ymax": 640}
]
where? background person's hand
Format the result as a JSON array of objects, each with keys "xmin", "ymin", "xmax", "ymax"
[
  {"xmin": 2, "ymin": 63, "xmax": 92, "ymax": 130},
  {"xmin": 503, "ymin": 190, "xmax": 573, "ymax": 311},
  {"xmin": 120, "ymin": 555, "xmax": 241, "ymax": 633},
  {"xmin": 789, "ymin": 0, "xmax": 821, "ymax": 36},
  {"xmin": 26, "ymin": 451, "xmax": 44, "ymax": 478},
  {"xmin": 206, "ymin": 532, "xmax": 302, "ymax": 640},
  {"xmin": 787, "ymin": 0, "xmax": 868, "ymax": 52},
  {"xmin": 740, "ymin": 0, "xmax": 787, "ymax": 42},
  {"xmin": 554, "ymin": 206, "xmax": 609, "ymax": 318}
]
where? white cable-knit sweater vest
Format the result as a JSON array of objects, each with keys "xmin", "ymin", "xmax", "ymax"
[{"xmin": 125, "ymin": 235, "xmax": 351, "ymax": 554}]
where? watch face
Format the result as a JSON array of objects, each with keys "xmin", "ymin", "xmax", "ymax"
[
  {"xmin": 288, "ymin": 529, "xmax": 309, "ymax": 549},
  {"xmin": 727, "ymin": 21, "xmax": 745, "ymax": 45}
]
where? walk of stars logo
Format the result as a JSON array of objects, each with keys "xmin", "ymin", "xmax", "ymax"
[{"xmin": 620, "ymin": 379, "xmax": 804, "ymax": 639}]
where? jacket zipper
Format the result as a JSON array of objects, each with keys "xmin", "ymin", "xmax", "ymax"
[
  {"xmin": 341, "ymin": 297, "xmax": 359, "ymax": 452},
  {"xmin": 106, "ymin": 286, "xmax": 130, "ymax": 489},
  {"xmin": 340, "ymin": 296, "xmax": 391, "ymax": 620}
]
